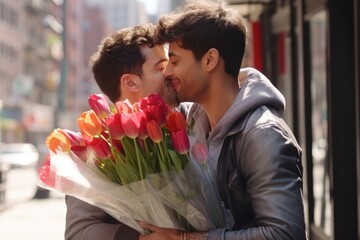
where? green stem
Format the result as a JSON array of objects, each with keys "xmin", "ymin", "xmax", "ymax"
[{"xmin": 133, "ymin": 138, "xmax": 144, "ymax": 180}]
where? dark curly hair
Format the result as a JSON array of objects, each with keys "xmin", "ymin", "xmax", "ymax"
[
  {"xmin": 155, "ymin": 1, "xmax": 247, "ymax": 78},
  {"xmin": 89, "ymin": 24, "xmax": 156, "ymax": 103}
]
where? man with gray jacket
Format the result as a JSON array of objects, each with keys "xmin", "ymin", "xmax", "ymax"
[{"xmin": 139, "ymin": 1, "xmax": 307, "ymax": 239}]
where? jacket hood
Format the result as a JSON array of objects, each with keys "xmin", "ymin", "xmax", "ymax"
[{"xmin": 188, "ymin": 67, "xmax": 285, "ymax": 144}]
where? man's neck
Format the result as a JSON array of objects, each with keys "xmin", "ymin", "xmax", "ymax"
[{"xmin": 200, "ymin": 76, "xmax": 239, "ymax": 129}]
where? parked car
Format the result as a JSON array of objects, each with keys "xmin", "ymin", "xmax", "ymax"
[
  {"xmin": 0, "ymin": 143, "xmax": 40, "ymax": 204},
  {"xmin": 0, "ymin": 143, "xmax": 39, "ymax": 169}
]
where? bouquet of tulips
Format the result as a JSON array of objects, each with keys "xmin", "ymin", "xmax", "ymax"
[{"xmin": 38, "ymin": 93, "xmax": 232, "ymax": 233}]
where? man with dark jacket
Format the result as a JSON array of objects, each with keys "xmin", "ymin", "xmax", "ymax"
[{"xmin": 139, "ymin": 1, "xmax": 307, "ymax": 239}]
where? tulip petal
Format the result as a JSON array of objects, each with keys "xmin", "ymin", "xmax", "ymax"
[
  {"xmin": 78, "ymin": 110, "xmax": 103, "ymax": 137},
  {"xmin": 88, "ymin": 94, "xmax": 111, "ymax": 120}
]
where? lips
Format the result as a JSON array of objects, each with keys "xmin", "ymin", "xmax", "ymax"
[
  {"xmin": 170, "ymin": 79, "xmax": 181, "ymax": 92},
  {"xmin": 164, "ymin": 78, "xmax": 179, "ymax": 92}
]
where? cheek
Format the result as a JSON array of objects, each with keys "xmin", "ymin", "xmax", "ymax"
[
  {"xmin": 145, "ymin": 76, "xmax": 163, "ymax": 92},
  {"xmin": 176, "ymin": 64, "xmax": 196, "ymax": 83}
]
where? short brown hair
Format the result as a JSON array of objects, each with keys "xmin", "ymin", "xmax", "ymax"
[
  {"xmin": 155, "ymin": 1, "xmax": 247, "ymax": 78},
  {"xmin": 89, "ymin": 24, "xmax": 156, "ymax": 103}
]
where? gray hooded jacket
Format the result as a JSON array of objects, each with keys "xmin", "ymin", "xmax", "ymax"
[{"xmin": 185, "ymin": 68, "xmax": 307, "ymax": 240}]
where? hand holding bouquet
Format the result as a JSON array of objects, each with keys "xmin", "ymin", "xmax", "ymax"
[{"xmin": 39, "ymin": 93, "xmax": 232, "ymax": 233}]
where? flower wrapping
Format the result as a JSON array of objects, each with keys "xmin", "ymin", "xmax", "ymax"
[{"xmin": 38, "ymin": 93, "xmax": 232, "ymax": 233}]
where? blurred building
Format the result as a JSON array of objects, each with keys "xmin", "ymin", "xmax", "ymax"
[
  {"xmin": 81, "ymin": 4, "xmax": 112, "ymax": 105},
  {"xmin": 55, "ymin": 0, "xmax": 153, "ymax": 130},
  {"xmin": 0, "ymin": 0, "xmax": 62, "ymax": 150},
  {"xmin": 0, "ymin": 0, "xmax": 24, "ymax": 143},
  {"xmin": 56, "ymin": 0, "xmax": 86, "ymax": 130},
  {"xmin": 85, "ymin": 0, "xmax": 149, "ymax": 30}
]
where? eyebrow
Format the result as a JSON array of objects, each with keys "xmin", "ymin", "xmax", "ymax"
[
  {"xmin": 154, "ymin": 58, "xmax": 168, "ymax": 67},
  {"xmin": 168, "ymin": 52, "xmax": 179, "ymax": 58}
]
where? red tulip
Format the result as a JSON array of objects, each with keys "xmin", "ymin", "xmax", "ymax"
[
  {"xmin": 88, "ymin": 94, "xmax": 111, "ymax": 120},
  {"xmin": 71, "ymin": 146, "xmax": 89, "ymax": 161},
  {"xmin": 139, "ymin": 93, "xmax": 166, "ymax": 109},
  {"xmin": 166, "ymin": 111, "xmax": 187, "ymax": 133},
  {"xmin": 140, "ymin": 94, "xmax": 168, "ymax": 126},
  {"xmin": 171, "ymin": 130, "xmax": 190, "ymax": 154},
  {"xmin": 78, "ymin": 110, "xmax": 103, "ymax": 137},
  {"xmin": 89, "ymin": 137, "xmax": 112, "ymax": 160},
  {"xmin": 106, "ymin": 113, "xmax": 124, "ymax": 140},
  {"xmin": 147, "ymin": 120, "xmax": 163, "ymax": 143},
  {"xmin": 112, "ymin": 139, "xmax": 124, "ymax": 154},
  {"xmin": 146, "ymin": 105, "xmax": 168, "ymax": 127}
]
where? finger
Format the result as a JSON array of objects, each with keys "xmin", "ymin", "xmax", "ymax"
[
  {"xmin": 138, "ymin": 234, "xmax": 150, "ymax": 240},
  {"xmin": 139, "ymin": 221, "xmax": 156, "ymax": 232}
]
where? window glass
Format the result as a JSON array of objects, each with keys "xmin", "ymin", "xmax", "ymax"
[{"xmin": 310, "ymin": 10, "xmax": 331, "ymax": 236}]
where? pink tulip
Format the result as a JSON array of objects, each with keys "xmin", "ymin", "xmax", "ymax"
[
  {"xmin": 147, "ymin": 120, "xmax": 163, "ymax": 143},
  {"xmin": 121, "ymin": 111, "xmax": 148, "ymax": 139},
  {"xmin": 191, "ymin": 143, "xmax": 208, "ymax": 164},
  {"xmin": 106, "ymin": 113, "xmax": 124, "ymax": 140},
  {"xmin": 171, "ymin": 130, "xmax": 190, "ymax": 154},
  {"xmin": 62, "ymin": 129, "xmax": 86, "ymax": 147},
  {"xmin": 115, "ymin": 99, "xmax": 134, "ymax": 114},
  {"xmin": 38, "ymin": 154, "xmax": 55, "ymax": 187},
  {"xmin": 88, "ymin": 94, "xmax": 112, "ymax": 120}
]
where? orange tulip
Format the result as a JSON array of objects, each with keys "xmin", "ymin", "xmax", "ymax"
[
  {"xmin": 46, "ymin": 128, "xmax": 71, "ymax": 153},
  {"xmin": 77, "ymin": 110, "xmax": 103, "ymax": 137}
]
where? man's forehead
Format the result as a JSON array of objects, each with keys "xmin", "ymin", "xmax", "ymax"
[
  {"xmin": 140, "ymin": 45, "xmax": 168, "ymax": 66},
  {"xmin": 168, "ymin": 42, "xmax": 188, "ymax": 58}
]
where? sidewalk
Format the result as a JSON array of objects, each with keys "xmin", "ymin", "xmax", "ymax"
[{"xmin": 0, "ymin": 193, "xmax": 66, "ymax": 240}]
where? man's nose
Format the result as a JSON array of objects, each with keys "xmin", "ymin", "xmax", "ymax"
[{"xmin": 163, "ymin": 64, "xmax": 172, "ymax": 79}]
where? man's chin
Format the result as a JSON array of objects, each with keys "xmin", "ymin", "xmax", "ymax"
[
  {"xmin": 163, "ymin": 92, "xmax": 179, "ymax": 109},
  {"xmin": 161, "ymin": 80, "xmax": 181, "ymax": 108}
]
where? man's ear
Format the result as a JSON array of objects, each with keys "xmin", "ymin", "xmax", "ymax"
[
  {"xmin": 202, "ymin": 48, "xmax": 219, "ymax": 72},
  {"xmin": 120, "ymin": 74, "xmax": 140, "ymax": 92}
]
